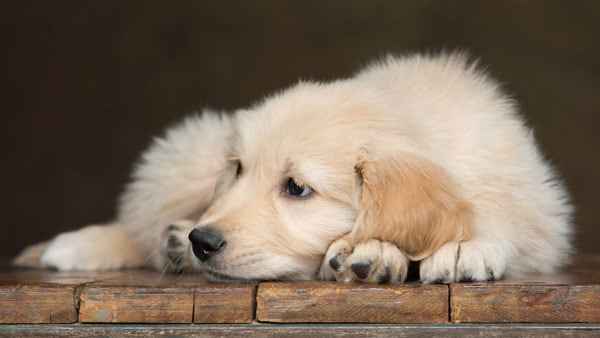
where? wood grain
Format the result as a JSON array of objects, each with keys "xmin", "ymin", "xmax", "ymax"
[
  {"xmin": 77, "ymin": 270, "xmax": 257, "ymax": 324},
  {"xmin": 256, "ymin": 282, "xmax": 448, "ymax": 323},
  {"xmin": 0, "ymin": 284, "xmax": 77, "ymax": 323},
  {"xmin": 451, "ymin": 259, "xmax": 600, "ymax": 323},
  {"xmin": 564, "ymin": 285, "xmax": 600, "ymax": 323},
  {"xmin": 3, "ymin": 323, "xmax": 600, "ymax": 337},
  {"xmin": 451, "ymin": 283, "xmax": 600, "ymax": 323},
  {"xmin": 194, "ymin": 284, "xmax": 256, "ymax": 323},
  {"xmin": 78, "ymin": 270, "xmax": 201, "ymax": 323},
  {"xmin": 79, "ymin": 285, "xmax": 193, "ymax": 323},
  {"xmin": 1, "ymin": 255, "xmax": 599, "ymax": 325},
  {"xmin": 0, "ymin": 269, "xmax": 124, "ymax": 324}
]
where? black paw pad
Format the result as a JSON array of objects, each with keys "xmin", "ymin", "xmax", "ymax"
[
  {"xmin": 378, "ymin": 266, "xmax": 391, "ymax": 284},
  {"xmin": 459, "ymin": 269, "xmax": 480, "ymax": 283},
  {"xmin": 351, "ymin": 261, "xmax": 372, "ymax": 280},
  {"xmin": 431, "ymin": 278, "xmax": 450, "ymax": 284},
  {"xmin": 458, "ymin": 275, "xmax": 475, "ymax": 283},
  {"xmin": 329, "ymin": 254, "xmax": 342, "ymax": 272},
  {"xmin": 430, "ymin": 269, "xmax": 452, "ymax": 284},
  {"xmin": 486, "ymin": 268, "xmax": 496, "ymax": 281}
]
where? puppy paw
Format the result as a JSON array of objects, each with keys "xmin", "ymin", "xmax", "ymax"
[
  {"xmin": 420, "ymin": 241, "xmax": 506, "ymax": 283},
  {"xmin": 160, "ymin": 219, "xmax": 195, "ymax": 273},
  {"xmin": 319, "ymin": 238, "xmax": 409, "ymax": 284}
]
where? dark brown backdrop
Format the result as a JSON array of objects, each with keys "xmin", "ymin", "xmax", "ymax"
[{"xmin": 1, "ymin": 1, "xmax": 598, "ymax": 258}]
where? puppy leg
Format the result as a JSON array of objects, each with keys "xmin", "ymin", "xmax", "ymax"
[
  {"xmin": 14, "ymin": 223, "xmax": 146, "ymax": 271},
  {"xmin": 319, "ymin": 238, "xmax": 410, "ymax": 284},
  {"xmin": 159, "ymin": 219, "xmax": 197, "ymax": 273},
  {"xmin": 420, "ymin": 240, "xmax": 506, "ymax": 283}
]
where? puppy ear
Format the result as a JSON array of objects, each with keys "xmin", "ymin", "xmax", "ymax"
[{"xmin": 349, "ymin": 153, "xmax": 472, "ymax": 261}]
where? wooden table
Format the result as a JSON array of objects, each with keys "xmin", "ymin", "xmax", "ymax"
[{"xmin": 1, "ymin": 256, "xmax": 599, "ymax": 336}]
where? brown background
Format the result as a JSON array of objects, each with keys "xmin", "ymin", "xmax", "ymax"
[{"xmin": 1, "ymin": 1, "xmax": 598, "ymax": 258}]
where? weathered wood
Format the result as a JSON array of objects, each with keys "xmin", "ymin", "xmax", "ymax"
[
  {"xmin": 451, "ymin": 257, "xmax": 600, "ymax": 323},
  {"xmin": 451, "ymin": 284, "xmax": 600, "ymax": 323},
  {"xmin": 77, "ymin": 270, "xmax": 256, "ymax": 324},
  {"xmin": 79, "ymin": 270, "xmax": 200, "ymax": 323},
  {"xmin": 2, "ymin": 323, "xmax": 600, "ymax": 337},
  {"xmin": 194, "ymin": 284, "xmax": 256, "ymax": 324},
  {"xmin": 0, "ymin": 269, "xmax": 123, "ymax": 324},
  {"xmin": 1, "ymin": 255, "xmax": 599, "ymax": 325},
  {"xmin": 0, "ymin": 284, "xmax": 77, "ymax": 324},
  {"xmin": 80, "ymin": 285, "xmax": 194, "ymax": 323},
  {"xmin": 256, "ymin": 282, "xmax": 448, "ymax": 323}
]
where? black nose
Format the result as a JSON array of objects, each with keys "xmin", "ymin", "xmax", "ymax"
[{"xmin": 188, "ymin": 227, "xmax": 226, "ymax": 262}]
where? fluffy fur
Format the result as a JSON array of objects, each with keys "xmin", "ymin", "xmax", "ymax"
[{"xmin": 14, "ymin": 53, "xmax": 573, "ymax": 284}]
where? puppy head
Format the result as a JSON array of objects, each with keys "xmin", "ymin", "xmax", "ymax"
[
  {"xmin": 189, "ymin": 81, "xmax": 472, "ymax": 281},
  {"xmin": 190, "ymin": 83, "xmax": 363, "ymax": 281}
]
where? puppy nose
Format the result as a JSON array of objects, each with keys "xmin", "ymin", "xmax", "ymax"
[{"xmin": 188, "ymin": 227, "xmax": 226, "ymax": 262}]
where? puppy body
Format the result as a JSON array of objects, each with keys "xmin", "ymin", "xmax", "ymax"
[{"xmin": 14, "ymin": 53, "xmax": 572, "ymax": 283}]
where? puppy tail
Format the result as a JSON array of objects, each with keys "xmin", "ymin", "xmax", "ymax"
[{"xmin": 12, "ymin": 241, "xmax": 51, "ymax": 268}]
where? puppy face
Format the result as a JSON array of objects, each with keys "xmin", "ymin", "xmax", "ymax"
[
  {"xmin": 191, "ymin": 83, "xmax": 365, "ymax": 281},
  {"xmin": 189, "ymin": 81, "xmax": 471, "ymax": 281}
]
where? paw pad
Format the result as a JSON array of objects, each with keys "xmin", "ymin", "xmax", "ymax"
[
  {"xmin": 320, "ymin": 238, "xmax": 409, "ymax": 284},
  {"xmin": 160, "ymin": 220, "xmax": 196, "ymax": 274},
  {"xmin": 350, "ymin": 261, "xmax": 372, "ymax": 280},
  {"xmin": 329, "ymin": 254, "xmax": 343, "ymax": 272},
  {"xmin": 419, "ymin": 241, "xmax": 506, "ymax": 284},
  {"xmin": 378, "ymin": 266, "xmax": 392, "ymax": 284}
]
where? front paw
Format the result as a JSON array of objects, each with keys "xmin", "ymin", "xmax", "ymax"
[
  {"xmin": 319, "ymin": 238, "xmax": 409, "ymax": 284},
  {"xmin": 420, "ymin": 241, "xmax": 506, "ymax": 283},
  {"xmin": 160, "ymin": 219, "xmax": 195, "ymax": 274}
]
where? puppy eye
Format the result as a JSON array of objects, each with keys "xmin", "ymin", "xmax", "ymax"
[
  {"xmin": 235, "ymin": 162, "xmax": 242, "ymax": 178},
  {"xmin": 284, "ymin": 178, "xmax": 312, "ymax": 198}
]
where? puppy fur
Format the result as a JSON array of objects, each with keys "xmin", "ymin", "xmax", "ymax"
[{"xmin": 14, "ymin": 53, "xmax": 573, "ymax": 283}]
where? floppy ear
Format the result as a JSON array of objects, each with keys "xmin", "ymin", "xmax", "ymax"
[{"xmin": 348, "ymin": 152, "xmax": 472, "ymax": 261}]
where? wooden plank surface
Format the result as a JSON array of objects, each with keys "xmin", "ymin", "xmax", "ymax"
[
  {"xmin": 194, "ymin": 284, "xmax": 256, "ymax": 324},
  {"xmin": 80, "ymin": 285, "xmax": 193, "ymax": 323},
  {"xmin": 77, "ymin": 270, "xmax": 256, "ymax": 324},
  {"xmin": 1, "ymin": 255, "xmax": 599, "ymax": 325},
  {"xmin": 0, "ymin": 269, "xmax": 123, "ymax": 324},
  {"xmin": 2, "ymin": 323, "xmax": 600, "ymax": 337},
  {"xmin": 256, "ymin": 282, "xmax": 448, "ymax": 324},
  {"xmin": 0, "ymin": 284, "xmax": 77, "ymax": 324},
  {"xmin": 451, "ymin": 256, "xmax": 600, "ymax": 323},
  {"xmin": 79, "ymin": 270, "xmax": 199, "ymax": 323}
]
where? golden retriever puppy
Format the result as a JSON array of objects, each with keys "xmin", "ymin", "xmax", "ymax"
[{"xmin": 14, "ymin": 53, "xmax": 573, "ymax": 284}]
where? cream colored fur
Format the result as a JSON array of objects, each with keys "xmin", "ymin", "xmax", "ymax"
[{"xmin": 14, "ymin": 53, "xmax": 572, "ymax": 284}]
